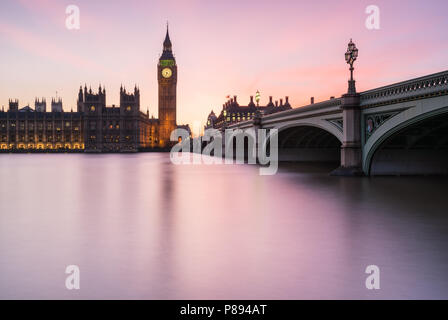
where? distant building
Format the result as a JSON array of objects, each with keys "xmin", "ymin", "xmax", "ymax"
[
  {"xmin": 158, "ymin": 25, "xmax": 178, "ymax": 146},
  {"xmin": 177, "ymin": 124, "xmax": 192, "ymax": 137},
  {"xmin": 0, "ymin": 26, "xmax": 190, "ymax": 153},
  {"xmin": 35, "ymin": 98, "xmax": 46, "ymax": 112},
  {"xmin": 9, "ymin": 99, "xmax": 19, "ymax": 112},
  {"xmin": 51, "ymin": 98, "xmax": 63, "ymax": 112},
  {"xmin": 205, "ymin": 95, "xmax": 292, "ymax": 130},
  {"xmin": 78, "ymin": 85, "xmax": 158, "ymax": 152},
  {"xmin": 0, "ymin": 99, "xmax": 83, "ymax": 151}
]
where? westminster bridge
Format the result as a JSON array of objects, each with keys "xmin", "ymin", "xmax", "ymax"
[{"xmin": 216, "ymin": 70, "xmax": 448, "ymax": 176}]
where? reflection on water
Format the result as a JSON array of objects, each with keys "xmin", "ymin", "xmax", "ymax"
[{"xmin": 0, "ymin": 154, "xmax": 448, "ymax": 299}]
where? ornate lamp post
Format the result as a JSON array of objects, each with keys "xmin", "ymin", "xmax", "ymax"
[
  {"xmin": 345, "ymin": 39, "xmax": 358, "ymax": 94},
  {"xmin": 331, "ymin": 39, "xmax": 363, "ymax": 176}
]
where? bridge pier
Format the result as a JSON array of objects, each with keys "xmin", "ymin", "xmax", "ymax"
[{"xmin": 332, "ymin": 92, "xmax": 364, "ymax": 176}]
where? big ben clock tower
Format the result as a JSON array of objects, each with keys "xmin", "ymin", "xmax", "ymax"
[{"xmin": 158, "ymin": 25, "xmax": 177, "ymax": 147}]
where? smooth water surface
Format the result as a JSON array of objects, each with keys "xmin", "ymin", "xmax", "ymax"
[{"xmin": 1, "ymin": 154, "xmax": 447, "ymax": 299}]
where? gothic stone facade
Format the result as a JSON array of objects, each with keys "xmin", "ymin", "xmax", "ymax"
[
  {"xmin": 0, "ymin": 91, "xmax": 157, "ymax": 152},
  {"xmin": 78, "ymin": 85, "xmax": 158, "ymax": 152},
  {"xmin": 157, "ymin": 26, "xmax": 177, "ymax": 146},
  {"xmin": 0, "ymin": 27, "xmax": 183, "ymax": 153},
  {"xmin": 205, "ymin": 95, "xmax": 292, "ymax": 130},
  {"xmin": 0, "ymin": 99, "xmax": 83, "ymax": 151}
]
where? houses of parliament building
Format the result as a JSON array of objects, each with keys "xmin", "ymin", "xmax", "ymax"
[{"xmin": 0, "ymin": 27, "xmax": 187, "ymax": 152}]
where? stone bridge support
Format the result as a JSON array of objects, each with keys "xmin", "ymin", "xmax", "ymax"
[{"xmin": 332, "ymin": 93, "xmax": 363, "ymax": 176}]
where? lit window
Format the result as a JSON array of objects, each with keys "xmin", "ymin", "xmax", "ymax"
[{"xmin": 90, "ymin": 106, "xmax": 95, "ymax": 112}]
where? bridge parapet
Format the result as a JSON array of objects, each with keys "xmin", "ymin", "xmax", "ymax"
[
  {"xmin": 360, "ymin": 70, "xmax": 448, "ymax": 107},
  {"xmin": 225, "ymin": 98, "xmax": 342, "ymax": 131},
  {"xmin": 261, "ymin": 98, "xmax": 342, "ymax": 122}
]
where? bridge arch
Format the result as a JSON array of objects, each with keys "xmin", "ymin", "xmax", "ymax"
[
  {"xmin": 363, "ymin": 106, "xmax": 448, "ymax": 175},
  {"xmin": 264, "ymin": 121, "xmax": 343, "ymax": 163}
]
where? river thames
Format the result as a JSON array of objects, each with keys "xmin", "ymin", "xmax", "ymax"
[{"xmin": 1, "ymin": 153, "xmax": 447, "ymax": 299}]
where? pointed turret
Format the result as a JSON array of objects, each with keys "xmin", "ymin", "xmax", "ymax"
[
  {"xmin": 160, "ymin": 23, "xmax": 175, "ymax": 60},
  {"xmin": 248, "ymin": 96, "xmax": 256, "ymax": 108},
  {"xmin": 284, "ymin": 96, "xmax": 291, "ymax": 108},
  {"xmin": 164, "ymin": 22, "xmax": 172, "ymax": 49}
]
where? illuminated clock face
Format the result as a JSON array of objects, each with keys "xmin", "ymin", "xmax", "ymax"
[{"xmin": 162, "ymin": 68, "xmax": 172, "ymax": 78}]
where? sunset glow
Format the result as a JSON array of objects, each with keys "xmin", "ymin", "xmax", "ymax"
[{"xmin": 1, "ymin": 0, "xmax": 447, "ymax": 128}]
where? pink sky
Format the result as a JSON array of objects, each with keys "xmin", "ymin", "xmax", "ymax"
[{"xmin": 1, "ymin": 0, "xmax": 447, "ymax": 129}]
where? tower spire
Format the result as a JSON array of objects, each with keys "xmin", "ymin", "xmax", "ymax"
[
  {"xmin": 164, "ymin": 22, "xmax": 172, "ymax": 49},
  {"xmin": 160, "ymin": 23, "xmax": 174, "ymax": 60}
]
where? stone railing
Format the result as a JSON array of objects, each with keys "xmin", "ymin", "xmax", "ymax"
[
  {"xmin": 261, "ymin": 97, "xmax": 342, "ymax": 121},
  {"xmin": 360, "ymin": 70, "xmax": 448, "ymax": 107},
  {"xmin": 225, "ymin": 98, "xmax": 342, "ymax": 130}
]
